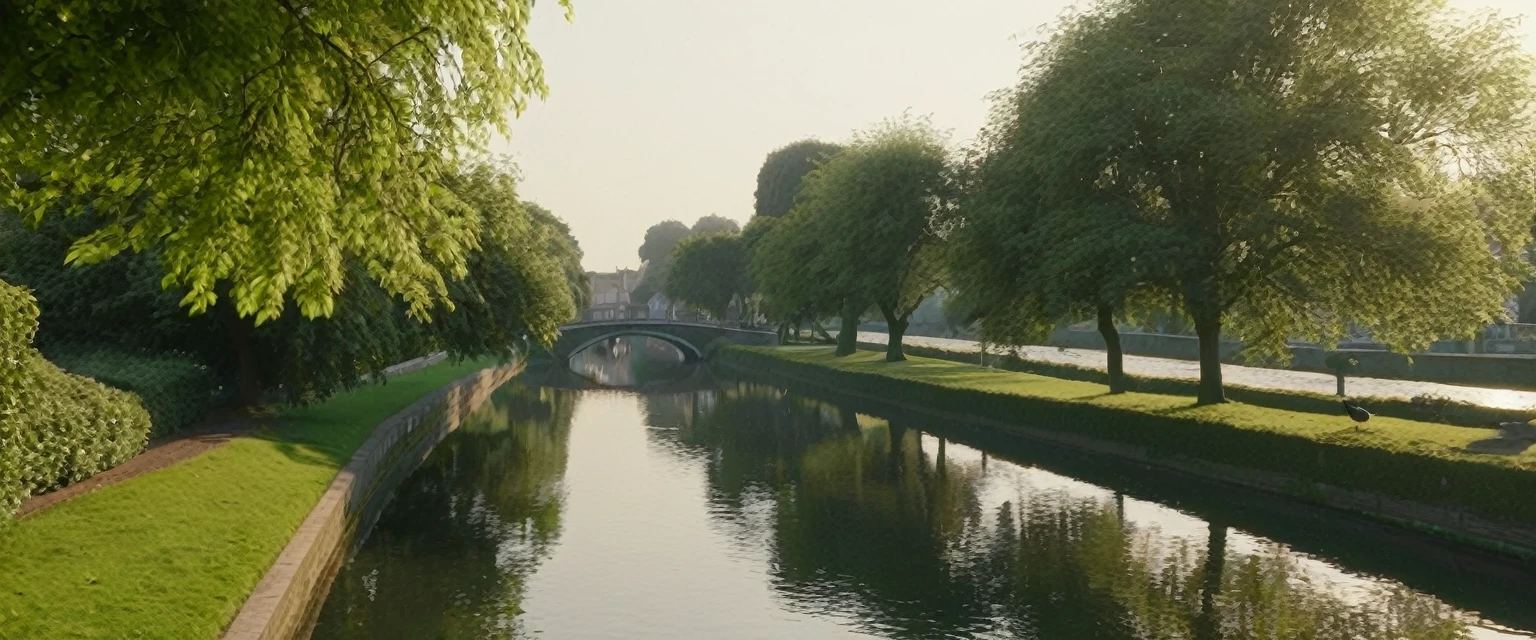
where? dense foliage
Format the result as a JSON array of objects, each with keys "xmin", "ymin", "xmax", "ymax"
[
  {"xmin": 664, "ymin": 232, "xmax": 750, "ymax": 321},
  {"xmin": 632, "ymin": 216, "xmax": 743, "ymax": 306},
  {"xmin": 1, "ymin": 280, "xmax": 152, "ymax": 519},
  {"xmin": 2, "ymin": 0, "xmax": 573, "ymax": 324},
  {"xmin": 689, "ymin": 214, "xmax": 740, "ymax": 236},
  {"xmin": 752, "ymin": 193, "xmax": 865, "ymax": 354},
  {"xmin": 1, "ymin": 164, "xmax": 583, "ymax": 408},
  {"xmin": 49, "ymin": 349, "xmax": 221, "ymax": 437},
  {"xmin": 773, "ymin": 117, "xmax": 958, "ymax": 361},
  {"xmin": 950, "ymin": 0, "xmax": 1536, "ymax": 403},
  {"xmin": 631, "ymin": 220, "xmax": 692, "ymax": 305},
  {"xmin": 430, "ymin": 167, "xmax": 578, "ymax": 358},
  {"xmin": 525, "ymin": 201, "xmax": 592, "ymax": 312},
  {"xmin": 752, "ymin": 140, "xmax": 845, "ymax": 218}
]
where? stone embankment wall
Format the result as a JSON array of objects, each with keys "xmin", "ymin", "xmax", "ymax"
[{"xmin": 222, "ymin": 361, "xmax": 521, "ymax": 640}]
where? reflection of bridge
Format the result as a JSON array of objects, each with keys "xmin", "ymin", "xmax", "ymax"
[
  {"xmin": 550, "ymin": 320, "xmax": 778, "ymax": 362},
  {"xmin": 521, "ymin": 363, "xmax": 720, "ymax": 395}
]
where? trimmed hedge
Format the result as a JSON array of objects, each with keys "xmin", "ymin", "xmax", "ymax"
[
  {"xmin": 1, "ymin": 281, "xmax": 152, "ymax": 519},
  {"xmin": 720, "ymin": 346, "xmax": 1536, "ymax": 534},
  {"xmin": 884, "ymin": 341, "xmax": 1534, "ymax": 428},
  {"xmin": 49, "ymin": 348, "xmax": 221, "ymax": 436}
]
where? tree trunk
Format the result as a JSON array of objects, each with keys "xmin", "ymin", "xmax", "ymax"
[
  {"xmin": 1193, "ymin": 309, "xmax": 1226, "ymax": 405},
  {"xmin": 836, "ymin": 305, "xmax": 860, "ymax": 356},
  {"xmin": 223, "ymin": 311, "xmax": 262, "ymax": 407},
  {"xmin": 1097, "ymin": 305, "xmax": 1127, "ymax": 394},
  {"xmin": 879, "ymin": 302, "xmax": 909, "ymax": 362},
  {"xmin": 812, "ymin": 320, "xmax": 833, "ymax": 344}
]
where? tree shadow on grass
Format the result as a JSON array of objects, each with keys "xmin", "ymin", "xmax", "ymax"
[
  {"xmin": 250, "ymin": 422, "xmax": 354, "ymax": 470},
  {"xmin": 1462, "ymin": 436, "xmax": 1535, "ymax": 456}
]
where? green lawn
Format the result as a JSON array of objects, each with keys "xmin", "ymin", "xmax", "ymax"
[
  {"xmin": 727, "ymin": 346, "xmax": 1536, "ymax": 539},
  {"xmin": 754, "ymin": 346, "xmax": 1535, "ymax": 469},
  {"xmin": 0, "ymin": 358, "xmax": 496, "ymax": 640}
]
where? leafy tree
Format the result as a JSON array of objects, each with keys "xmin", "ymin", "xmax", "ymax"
[
  {"xmin": 525, "ymin": 201, "xmax": 592, "ymax": 313},
  {"xmin": 1, "ymin": 0, "xmax": 571, "ymax": 323},
  {"xmin": 664, "ymin": 232, "xmax": 750, "ymax": 322},
  {"xmin": 1015, "ymin": 0, "xmax": 1536, "ymax": 403},
  {"xmin": 752, "ymin": 201, "xmax": 866, "ymax": 353},
  {"xmin": 795, "ymin": 117, "xmax": 958, "ymax": 361},
  {"xmin": 741, "ymin": 215, "xmax": 778, "ymax": 250},
  {"xmin": 1, "ymin": 166, "xmax": 579, "ymax": 406},
  {"xmin": 689, "ymin": 214, "xmax": 740, "ymax": 235},
  {"xmin": 427, "ymin": 166, "xmax": 578, "ymax": 358},
  {"xmin": 633, "ymin": 215, "xmax": 743, "ymax": 306},
  {"xmin": 951, "ymin": 98, "xmax": 1173, "ymax": 392},
  {"xmin": 631, "ymin": 220, "xmax": 692, "ymax": 305},
  {"xmin": 753, "ymin": 140, "xmax": 845, "ymax": 218}
]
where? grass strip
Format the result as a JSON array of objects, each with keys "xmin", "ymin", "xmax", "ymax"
[
  {"xmin": 881, "ymin": 340, "xmax": 1535, "ymax": 428},
  {"xmin": 723, "ymin": 346, "xmax": 1536, "ymax": 530},
  {"xmin": 0, "ymin": 357, "xmax": 495, "ymax": 640}
]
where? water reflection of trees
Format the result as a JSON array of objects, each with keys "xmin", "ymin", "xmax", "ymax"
[
  {"xmin": 312, "ymin": 383, "xmax": 577, "ymax": 640},
  {"xmin": 677, "ymin": 382, "xmax": 1478, "ymax": 640}
]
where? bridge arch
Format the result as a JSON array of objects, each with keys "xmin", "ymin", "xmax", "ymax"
[
  {"xmin": 549, "ymin": 320, "xmax": 778, "ymax": 362},
  {"xmin": 563, "ymin": 329, "xmax": 705, "ymax": 362}
]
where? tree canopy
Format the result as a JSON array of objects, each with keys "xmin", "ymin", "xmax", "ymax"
[
  {"xmin": 752, "ymin": 181, "xmax": 867, "ymax": 353},
  {"xmin": 1, "ymin": 0, "xmax": 572, "ymax": 323},
  {"xmin": 664, "ymin": 232, "xmax": 750, "ymax": 321},
  {"xmin": 797, "ymin": 118, "xmax": 957, "ymax": 361},
  {"xmin": 987, "ymin": 0, "xmax": 1536, "ymax": 403},
  {"xmin": 751, "ymin": 118, "xmax": 956, "ymax": 360},
  {"xmin": 0, "ymin": 164, "xmax": 581, "ymax": 405},
  {"xmin": 524, "ymin": 201, "xmax": 591, "ymax": 313},
  {"xmin": 633, "ymin": 215, "xmax": 743, "ymax": 305},
  {"xmin": 752, "ymin": 140, "xmax": 845, "ymax": 218},
  {"xmin": 690, "ymin": 214, "xmax": 740, "ymax": 235}
]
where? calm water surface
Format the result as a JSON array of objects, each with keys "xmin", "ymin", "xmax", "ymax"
[{"xmin": 312, "ymin": 338, "xmax": 1536, "ymax": 639}]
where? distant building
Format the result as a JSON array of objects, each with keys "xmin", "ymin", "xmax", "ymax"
[
  {"xmin": 646, "ymin": 292, "xmax": 673, "ymax": 320},
  {"xmin": 582, "ymin": 268, "xmax": 648, "ymax": 321}
]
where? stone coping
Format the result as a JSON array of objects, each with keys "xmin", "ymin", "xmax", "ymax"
[{"xmin": 221, "ymin": 361, "xmax": 521, "ymax": 640}]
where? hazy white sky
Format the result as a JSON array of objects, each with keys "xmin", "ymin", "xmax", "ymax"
[{"xmin": 491, "ymin": 0, "xmax": 1536, "ymax": 272}]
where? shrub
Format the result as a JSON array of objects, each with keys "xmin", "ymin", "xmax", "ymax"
[
  {"xmin": 1, "ymin": 280, "xmax": 152, "ymax": 519},
  {"xmin": 49, "ymin": 348, "xmax": 221, "ymax": 436}
]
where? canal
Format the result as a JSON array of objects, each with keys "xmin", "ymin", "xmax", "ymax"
[{"xmin": 312, "ymin": 337, "xmax": 1536, "ymax": 639}]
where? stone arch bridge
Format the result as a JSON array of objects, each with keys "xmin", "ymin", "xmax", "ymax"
[{"xmin": 549, "ymin": 320, "xmax": 778, "ymax": 362}]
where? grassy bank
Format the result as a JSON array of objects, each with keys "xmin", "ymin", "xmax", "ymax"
[
  {"xmin": 877, "ymin": 340, "xmax": 1535, "ymax": 429},
  {"xmin": 721, "ymin": 346, "xmax": 1536, "ymax": 543},
  {"xmin": 0, "ymin": 357, "xmax": 496, "ymax": 640}
]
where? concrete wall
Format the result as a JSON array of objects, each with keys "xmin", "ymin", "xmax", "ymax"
[
  {"xmin": 1047, "ymin": 329, "xmax": 1536, "ymax": 391},
  {"xmin": 222, "ymin": 362, "xmax": 521, "ymax": 640}
]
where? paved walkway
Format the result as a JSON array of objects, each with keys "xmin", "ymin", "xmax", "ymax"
[{"xmin": 857, "ymin": 332, "xmax": 1536, "ymax": 411}]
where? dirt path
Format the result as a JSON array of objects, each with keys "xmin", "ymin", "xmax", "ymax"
[{"xmin": 16, "ymin": 411, "xmax": 261, "ymax": 519}]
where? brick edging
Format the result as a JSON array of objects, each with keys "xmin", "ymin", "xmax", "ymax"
[{"xmin": 221, "ymin": 361, "xmax": 522, "ymax": 640}]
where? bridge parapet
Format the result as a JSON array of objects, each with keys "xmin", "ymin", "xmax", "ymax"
[{"xmin": 550, "ymin": 320, "xmax": 778, "ymax": 362}]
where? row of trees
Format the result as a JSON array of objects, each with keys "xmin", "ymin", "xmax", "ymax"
[
  {"xmin": 2, "ymin": 164, "xmax": 587, "ymax": 406},
  {"xmin": 670, "ymin": 0, "xmax": 1536, "ymax": 405},
  {"xmin": 629, "ymin": 214, "xmax": 743, "ymax": 313}
]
